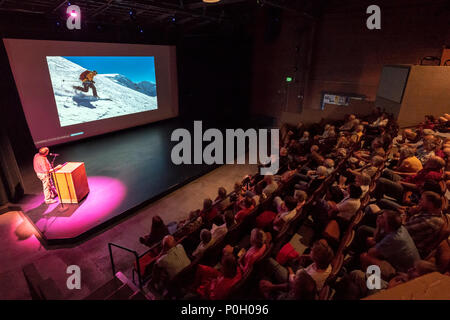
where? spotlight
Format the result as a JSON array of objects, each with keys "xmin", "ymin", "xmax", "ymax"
[
  {"xmin": 129, "ymin": 9, "xmax": 136, "ymax": 20},
  {"xmin": 172, "ymin": 17, "xmax": 176, "ymax": 22},
  {"xmin": 66, "ymin": 4, "xmax": 81, "ymax": 30}
]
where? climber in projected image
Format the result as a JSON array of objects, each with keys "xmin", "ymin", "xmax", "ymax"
[
  {"xmin": 46, "ymin": 56, "xmax": 158, "ymax": 127},
  {"xmin": 73, "ymin": 70, "xmax": 99, "ymax": 98}
]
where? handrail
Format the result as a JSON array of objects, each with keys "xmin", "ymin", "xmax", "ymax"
[{"xmin": 108, "ymin": 242, "xmax": 143, "ymax": 289}]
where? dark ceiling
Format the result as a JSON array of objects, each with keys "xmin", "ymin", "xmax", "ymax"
[{"xmin": 0, "ymin": 0, "xmax": 328, "ymax": 33}]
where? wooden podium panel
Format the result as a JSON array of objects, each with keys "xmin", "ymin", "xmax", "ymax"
[
  {"xmin": 441, "ymin": 48, "xmax": 450, "ymax": 66},
  {"xmin": 52, "ymin": 162, "xmax": 89, "ymax": 204}
]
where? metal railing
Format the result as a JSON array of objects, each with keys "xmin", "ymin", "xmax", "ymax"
[{"xmin": 108, "ymin": 243, "xmax": 143, "ymax": 289}]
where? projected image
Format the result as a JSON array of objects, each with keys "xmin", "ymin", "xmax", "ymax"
[{"xmin": 46, "ymin": 56, "xmax": 158, "ymax": 127}]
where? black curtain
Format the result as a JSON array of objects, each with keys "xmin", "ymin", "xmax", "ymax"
[{"xmin": 0, "ymin": 127, "xmax": 24, "ymax": 205}]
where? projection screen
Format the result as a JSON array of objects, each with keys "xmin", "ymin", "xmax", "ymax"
[{"xmin": 3, "ymin": 39, "xmax": 179, "ymax": 147}]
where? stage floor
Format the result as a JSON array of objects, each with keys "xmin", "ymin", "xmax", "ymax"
[{"xmin": 17, "ymin": 118, "xmax": 218, "ymax": 246}]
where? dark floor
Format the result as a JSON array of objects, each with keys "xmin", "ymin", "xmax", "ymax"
[{"xmin": 17, "ymin": 118, "xmax": 219, "ymax": 244}]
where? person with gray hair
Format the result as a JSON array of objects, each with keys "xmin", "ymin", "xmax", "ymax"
[
  {"xmin": 382, "ymin": 147, "xmax": 423, "ymax": 181},
  {"xmin": 347, "ymin": 155, "xmax": 384, "ymax": 180},
  {"xmin": 150, "ymin": 235, "xmax": 191, "ymax": 291},
  {"xmin": 295, "ymin": 165, "xmax": 329, "ymax": 193},
  {"xmin": 339, "ymin": 114, "xmax": 358, "ymax": 131},
  {"xmin": 323, "ymin": 158, "xmax": 335, "ymax": 174},
  {"xmin": 33, "ymin": 147, "xmax": 58, "ymax": 204},
  {"xmin": 416, "ymin": 135, "xmax": 438, "ymax": 164},
  {"xmin": 193, "ymin": 229, "xmax": 213, "ymax": 258},
  {"xmin": 239, "ymin": 228, "xmax": 268, "ymax": 271},
  {"xmin": 299, "ymin": 131, "xmax": 310, "ymax": 144}
]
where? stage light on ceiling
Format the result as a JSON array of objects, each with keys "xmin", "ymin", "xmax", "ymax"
[
  {"xmin": 286, "ymin": 76, "xmax": 293, "ymax": 83},
  {"xmin": 203, "ymin": 0, "xmax": 221, "ymax": 3},
  {"xmin": 66, "ymin": 4, "xmax": 81, "ymax": 30}
]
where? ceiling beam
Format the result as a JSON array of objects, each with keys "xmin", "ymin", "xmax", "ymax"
[
  {"xmin": 116, "ymin": 0, "xmax": 226, "ymax": 22},
  {"xmin": 177, "ymin": 16, "xmax": 196, "ymax": 24},
  {"xmin": 187, "ymin": 0, "xmax": 249, "ymax": 10},
  {"xmin": 91, "ymin": 0, "xmax": 114, "ymax": 17},
  {"xmin": 51, "ymin": 0, "xmax": 68, "ymax": 13},
  {"xmin": 0, "ymin": 7, "xmax": 46, "ymax": 14}
]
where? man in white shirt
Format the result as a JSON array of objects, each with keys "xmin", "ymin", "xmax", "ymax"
[
  {"xmin": 33, "ymin": 147, "xmax": 57, "ymax": 204},
  {"xmin": 371, "ymin": 113, "xmax": 389, "ymax": 128},
  {"xmin": 156, "ymin": 235, "xmax": 191, "ymax": 280},
  {"xmin": 262, "ymin": 175, "xmax": 278, "ymax": 197},
  {"xmin": 336, "ymin": 184, "xmax": 362, "ymax": 222}
]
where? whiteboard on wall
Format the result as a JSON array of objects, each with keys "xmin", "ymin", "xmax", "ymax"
[{"xmin": 376, "ymin": 65, "xmax": 410, "ymax": 103}]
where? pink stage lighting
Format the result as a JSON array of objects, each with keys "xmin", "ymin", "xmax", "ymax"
[{"xmin": 70, "ymin": 11, "xmax": 77, "ymax": 17}]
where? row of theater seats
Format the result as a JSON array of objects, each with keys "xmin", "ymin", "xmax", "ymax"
[
  {"xmin": 128, "ymin": 113, "xmax": 450, "ymax": 300},
  {"xmin": 155, "ymin": 131, "xmax": 368, "ymax": 299}
]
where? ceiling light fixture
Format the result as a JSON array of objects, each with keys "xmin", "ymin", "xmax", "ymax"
[{"xmin": 203, "ymin": 0, "xmax": 221, "ymax": 3}]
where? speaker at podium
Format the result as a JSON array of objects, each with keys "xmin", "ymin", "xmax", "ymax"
[{"xmin": 51, "ymin": 162, "xmax": 89, "ymax": 204}]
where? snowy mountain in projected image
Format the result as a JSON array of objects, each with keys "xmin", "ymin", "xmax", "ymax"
[{"xmin": 46, "ymin": 56, "xmax": 158, "ymax": 127}]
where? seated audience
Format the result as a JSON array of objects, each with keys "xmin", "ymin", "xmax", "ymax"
[
  {"xmin": 193, "ymin": 253, "xmax": 243, "ymax": 300},
  {"xmin": 261, "ymin": 240, "xmax": 334, "ymax": 296},
  {"xmin": 355, "ymin": 173, "xmax": 371, "ymax": 198},
  {"xmin": 235, "ymin": 196, "xmax": 255, "ymax": 223},
  {"xmin": 388, "ymin": 146, "xmax": 423, "ymax": 176},
  {"xmin": 215, "ymin": 187, "xmax": 231, "ymax": 211},
  {"xmin": 360, "ymin": 210, "xmax": 420, "ymax": 274},
  {"xmin": 260, "ymin": 269, "xmax": 317, "ymax": 300},
  {"xmin": 329, "ymin": 184, "xmax": 362, "ymax": 228},
  {"xmin": 142, "ymin": 111, "xmax": 450, "ymax": 301},
  {"xmin": 200, "ymin": 198, "xmax": 219, "ymax": 222},
  {"xmin": 193, "ymin": 229, "xmax": 214, "ymax": 258},
  {"xmin": 140, "ymin": 215, "xmax": 170, "ymax": 247},
  {"xmin": 374, "ymin": 156, "xmax": 445, "ymax": 202},
  {"xmin": 262, "ymin": 175, "xmax": 279, "ymax": 197},
  {"xmin": 404, "ymin": 191, "xmax": 445, "ymax": 258},
  {"xmin": 339, "ymin": 114, "xmax": 358, "ymax": 131},
  {"xmin": 151, "ymin": 235, "xmax": 191, "ymax": 289},
  {"xmin": 238, "ymin": 228, "xmax": 269, "ymax": 271},
  {"xmin": 273, "ymin": 192, "xmax": 306, "ymax": 231}
]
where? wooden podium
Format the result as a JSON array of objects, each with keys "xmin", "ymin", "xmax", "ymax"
[{"xmin": 51, "ymin": 162, "xmax": 89, "ymax": 204}]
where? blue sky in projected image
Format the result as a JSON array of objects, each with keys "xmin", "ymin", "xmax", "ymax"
[{"xmin": 63, "ymin": 56, "xmax": 156, "ymax": 83}]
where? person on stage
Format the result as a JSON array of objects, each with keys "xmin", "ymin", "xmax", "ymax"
[{"xmin": 33, "ymin": 147, "xmax": 57, "ymax": 204}]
